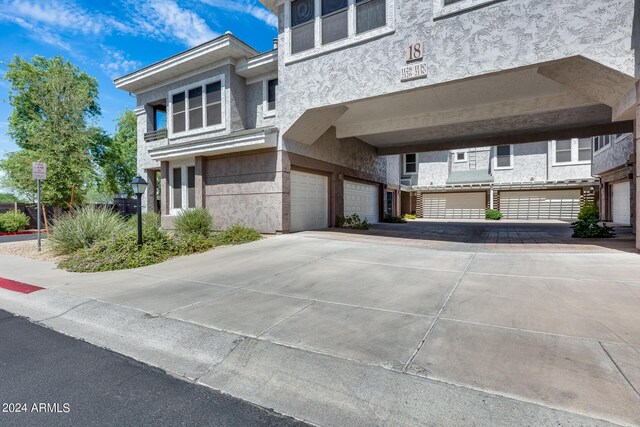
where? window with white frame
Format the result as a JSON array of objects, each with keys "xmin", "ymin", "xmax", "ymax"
[
  {"xmin": 454, "ymin": 150, "xmax": 467, "ymax": 162},
  {"xmin": 494, "ymin": 145, "xmax": 512, "ymax": 169},
  {"xmin": 593, "ymin": 135, "xmax": 612, "ymax": 153},
  {"xmin": 552, "ymin": 138, "xmax": 591, "ymax": 165},
  {"xmin": 267, "ymin": 79, "xmax": 278, "ymax": 111},
  {"xmin": 169, "ymin": 77, "xmax": 224, "ymax": 136},
  {"xmin": 403, "ymin": 153, "xmax": 417, "ymax": 174},
  {"xmin": 171, "ymin": 165, "xmax": 196, "ymax": 213},
  {"xmin": 434, "ymin": 0, "xmax": 500, "ymax": 19},
  {"xmin": 288, "ymin": 0, "xmax": 389, "ymax": 56}
]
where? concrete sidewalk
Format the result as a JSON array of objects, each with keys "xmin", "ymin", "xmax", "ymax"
[{"xmin": 1, "ymin": 234, "xmax": 639, "ymax": 426}]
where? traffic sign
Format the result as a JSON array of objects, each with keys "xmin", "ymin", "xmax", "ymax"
[{"xmin": 32, "ymin": 162, "xmax": 47, "ymax": 180}]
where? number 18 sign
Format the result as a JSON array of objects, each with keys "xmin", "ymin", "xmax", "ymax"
[{"xmin": 32, "ymin": 162, "xmax": 47, "ymax": 180}]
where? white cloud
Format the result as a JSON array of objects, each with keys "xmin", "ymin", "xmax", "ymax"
[
  {"xmin": 126, "ymin": 0, "xmax": 218, "ymax": 47},
  {"xmin": 200, "ymin": 0, "xmax": 277, "ymax": 28},
  {"xmin": 99, "ymin": 47, "xmax": 142, "ymax": 79}
]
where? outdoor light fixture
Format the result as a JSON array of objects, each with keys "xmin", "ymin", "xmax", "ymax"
[{"xmin": 131, "ymin": 175, "xmax": 148, "ymax": 246}]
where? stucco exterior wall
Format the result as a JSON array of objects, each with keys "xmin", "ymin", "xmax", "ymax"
[
  {"xmin": 592, "ymin": 134, "xmax": 634, "ymax": 175},
  {"xmin": 492, "ymin": 142, "xmax": 548, "ymax": 183},
  {"xmin": 204, "ymin": 149, "xmax": 284, "ymax": 233},
  {"xmin": 276, "ymin": 0, "xmax": 635, "ymax": 135},
  {"xmin": 417, "ymin": 151, "xmax": 449, "ymax": 186},
  {"xmin": 246, "ymin": 81, "xmax": 277, "ymax": 130},
  {"xmin": 229, "ymin": 66, "xmax": 247, "ymax": 132},
  {"xmin": 385, "ymin": 155, "xmax": 401, "ymax": 187}
]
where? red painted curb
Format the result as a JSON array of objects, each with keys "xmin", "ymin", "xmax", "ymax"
[
  {"xmin": 0, "ymin": 230, "xmax": 41, "ymax": 236},
  {"xmin": 0, "ymin": 278, "xmax": 44, "ymax": 294}
]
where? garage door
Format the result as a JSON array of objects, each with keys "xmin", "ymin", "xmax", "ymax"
[
  {"xmin": 422, "ymin": 192, "xmax": 485, "ymax": 219},
  {"xmin": 500, "ymin": 189, "xmax": 581, "ymax": 220},
  {"xmin": 290, "ymin": 170, "xmax": 328, "ymax": 232},
  {"xmin": 344, "ymin": 181, "xmax": 379, "ymax": 224},
  {"xmin": 612, "ymin": 181, "xmax": 631, "ymax": 225}
]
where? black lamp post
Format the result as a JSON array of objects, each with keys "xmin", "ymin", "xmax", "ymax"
[{"xmin": 131, "ymin": 176, "xmax": 148, "ymax": 246}]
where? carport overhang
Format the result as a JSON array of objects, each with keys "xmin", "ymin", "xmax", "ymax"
[{"xmin": 283, "ymin": 56, "xmax": 637, "ymax": 154}]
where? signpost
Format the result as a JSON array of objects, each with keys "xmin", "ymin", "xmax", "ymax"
[{"xmin": 32, "ymin": 162, "xmax": 46, "ymax": 252}]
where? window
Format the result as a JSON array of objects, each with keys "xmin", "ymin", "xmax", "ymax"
[
  {"xmin": 153, "ymin": 105, "xmax": 166, "ymax": 131},
  {"xmin": 291, "ymin": 0, "xmax": 315, "ymax": 54},
  {"xmin": 495, "ymin": 145, "xmax": 512, "ymax": 169},
  {"xmin": 171, "ymin": 165, "xmax": 196, "ymax": 212},
  {"xmin": 356, "ymin": 0, "xmax": 386, "ymax": 34},
  {"xmin": 555, "ymin": 139, "xmax": 572, "ymax": 163},
  {"xmin": 454, "ymin": 151, "xmax": 467, "ymax": 162},
  {"xmin": 169, "ymin": 77, "xmax": 224, "ymax": 136},
  {"xmin": 444, "ymin": 0, "xmax": 464, "ymax": 4},
  {"xmin": 172, "ymin": 92, "xmax": 186, "ymax": 133},
  {"xmin": 267, "ymin": 79, "xmax": 278, "ymax": 111},
  {"xmin": 578, "ymin": 138, "xmax": 591, "ymax": 162},
  {"xmin": 593, "ymin": 135, "xmax": 612, "ymax": 153},
  {"xmin": 206, "ymin": 82, "xmax": 222, "ymax": 126},
  {"xmin": 403, "ymin": 153, "xmax": 417, "ymax": 174},
  {"xmin": 322, "ymin": 0, "xmax": 348, "ymax": 44}
]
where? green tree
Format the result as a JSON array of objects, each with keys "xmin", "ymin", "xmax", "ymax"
[
  {"xmin": 94, "ymin": 109, "xmax": 137, "ymax": 198},
  {"xmin": 0, "ymin": 55, "xmax": 101, "ymax": 208},
  {"xmin": 0, "ymin": 193, "xmax": 19, "ymax": 203}
]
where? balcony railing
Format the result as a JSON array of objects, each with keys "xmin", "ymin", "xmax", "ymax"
[{"xmin": 144, "ymin": 128, "xmax": 167, "ymax": 142}]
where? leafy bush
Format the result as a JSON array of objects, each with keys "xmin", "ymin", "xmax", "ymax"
[
  {"xmin": 0, "ymin": 211, "xmax": 30, "ymax": 232},
  {"xmin": 571, "ymin": 202, "xmax": 615, "ymax": 238},
  {"xmin": 403, "ymin": 213, "xmax": 417, "ymax": 220},
  {"xmin": 336, "ymin": 214, "xmax": 369, "ymax": 230},
  {"xmin": 383, "ymin": 215, "xmax": 407, "ymax": 223},
  {"xmin": 214, "ymin": 224, "xmax": 262, "ymax": 246},
  {"xmin": 127, "ymin": 212, "xmax": 164, "ymax": 241},
  {"xmin": 59, "ymin": 230, "xmax": 177, "ymax": 272},
  {"xmin": 49, "ymin": 206, "xmax": 126, "ymax": 255},
  {"xmin": 485, "ymin": 209, "xmax": 503, "ymax": 220},
  {"xmin": 174, "ymin": 208, "xmax": 214, "ymax": 237}
]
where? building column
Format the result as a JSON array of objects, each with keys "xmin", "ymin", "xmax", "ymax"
[
  {"xmin": 331, "ymin": 173, "xmax": 345, "ymax": 226},
  {"xmin": 195, "ymin": 156, "xmax": 205, "ymax": 208},
  {"xmin": 635, "ymin": 81, "xmax": 640, "ymax": 249},
  {"xmin": 489, "ymin": 186, "xmax": 494, "ymax": 210},
  {"xmin": 160, "ymin": 161, "xmax": 170, "ymax": 217},
  {"xmin": 145, "ymin": 169, "xmax": 158, "ymax": 213}
]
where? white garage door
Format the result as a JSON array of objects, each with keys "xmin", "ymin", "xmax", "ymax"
[
  {"xmin": 344, "ymin": 181, "xmax": 379, "ymax": 224},
  {"xmin": 612, "ymin": 181, "xmax": 631, "ymax": 225},
  {"xmin": 500, "ymin": 189, "xmax": 581, "ymax": 220},
  {"xmin": 422, "ymin": 192, "xmax": 485, "ymax": 219},
  {"xmin": 290, "ymin": 170, "xmax": 328, "ymax": 232}
]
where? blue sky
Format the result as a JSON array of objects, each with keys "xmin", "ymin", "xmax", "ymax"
[{"xmin": 0, "ymin": 0, "xmax": 277, "ymax": 157}]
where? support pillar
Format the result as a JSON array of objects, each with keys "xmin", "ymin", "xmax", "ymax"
[
  {"xmin": 635, "ymin": 81, "xmax": 640, "ymax": 249},
  {"xmin": 145, "ymin": 169, "xmax": 158, "ymax": 213},
  {"xmin": 489, "ymin": 186, "xmax": 494, "ymax": 210},
  {"xmin": 160, "ymin": 161, "xmax": 170, "ymax": 217},
  {"xmin": 195, "ymin": 156, "xmax": 205, "ymax": 208}
]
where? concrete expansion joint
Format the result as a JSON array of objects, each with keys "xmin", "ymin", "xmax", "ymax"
[
  {"xmin": 599, "ymin": 341, "xmax": 640, "ymax": 400},
  {"xmin": 402, "ymin": 252, "xmax": 477, "ymax": 373},
  {"xmin": 194, "ymin": 336, "xmax": 248, "ymax": 383}
]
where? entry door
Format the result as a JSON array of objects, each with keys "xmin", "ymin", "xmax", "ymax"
[
  {"xmin": 344, "ymin": 181, "xmax": 379, "ymax": 224},
  {"xmin": 290, "ymin": 170, "xmax": 328, "ymax": 232},
  {"xmin": 612, "ymin": 182, "xmax": 631, "ymax": 225}
]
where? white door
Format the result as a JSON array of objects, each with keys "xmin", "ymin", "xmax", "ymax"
[
  {"xmin": 422, "ymin": 192, "xmax": 485, "ymax": 219},
  {"xmin": 500, "ymin": 189, "xmax": 581, "ymax": 220},
  {"xmin": 290, "ymin": 170, "xmax": 328, "ymax": 232},
  {"xmin": 612, "ymin": 181, "xmax": 631, "ymax": 225},
  {"xmin": 344, "ymin": 181, "xmax": 379, "ymax": 224}
]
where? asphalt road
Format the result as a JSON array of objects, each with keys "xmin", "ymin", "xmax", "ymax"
[
  {"xmin": 0, "ymin": 310, "xmax": 308, "ymax": 427},
  {"xmin": 0, "ymin": 233, "xmax": 40, "ymax": 244}
]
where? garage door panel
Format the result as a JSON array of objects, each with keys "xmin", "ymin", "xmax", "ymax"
[
  {"xmin": 500, "ymin": 190, "xmax": 581, "ymax": 220},
  {"xmin": 291, "ymin": 171, "xmax": 328, "ymax": 232},
  {"xmin": 612, "ymin": 182, "xmax": 630, "ymax": 225},
  {"xmin": 422, "ymin": 192, "xmax": 485, "ymax": 219},
  {"xmin": 344, "ymin": 181, "xmax": 379, "ymax": 224}
]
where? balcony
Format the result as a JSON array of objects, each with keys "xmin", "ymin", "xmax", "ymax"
[{"xmin": 144, "ymin": 128, "xmax": 167, "ymax": 142}]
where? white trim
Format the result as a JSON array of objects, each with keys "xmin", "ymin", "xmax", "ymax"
[
  {"xmin": 285, "ymin": 0, "xmax": 395, "ymax": 64},
  {"xmin": 614, "ymin": 133, "xmax": 629, "ymax": 144},
  {"xmin": 433, "ymin": 0, "xmax": 505, "ymax": 20},
  {"xmin": 493, "ymin": 145, "xmax": 514, "ymax": 170},
  {"xmin": 168, "ymin": 74, "xmax": 226, "ymax": 138},
  {"xmin": 236, "ymin": 50, "xmax": 278, "ymax": 79},
  {"xmin": 169, "ymin": 161, "xmax": 196, "ymax": 215},
  {"xmin": 262, "ymin": 75, "xmax": 278, "ymax": 118},
  {"xmin": 403, "ymin": 153, "xmax": 418, "ymax": 175},
  {"xmin": 551, "ymin": 138, "xmax": 592, "ymax": 166},
  {"xmin": 453, "ymin": 150, "xmax": 468, "ymax": 163}
]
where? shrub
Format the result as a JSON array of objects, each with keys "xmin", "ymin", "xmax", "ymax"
[
  {"xmin": 336, "ymin": 213, "xmax": 369, "ymax": 230},
  {"xmin": 49, "ymin": 206, "xmax": 126, "ymax": 255},
  {"xmin": 485, "ymin": 209, "xmax": 503, "ymax": 220},
  {"xmin": 402, "ymin": 213, "xmax": 417, "ymax": 220},
  {"xmin": 0, "ymin": 211, "xmax": 30, "ymax": 232},
  {"xmin": 175, "ymin": 233, "xmax": 216, "ymax": 255},
  {"xmin": 383, "ymin": 215, "xmax": 407, "ymax": 223},
  {"xmin": 174, "ymin": 208, "xmax": 214, "ymax": 237},
  {"xmin": 127, "ymin": 212, "xmax": 164, "ymax": 241},
  {"xmin": 571, "ymin": 202, "xmax": 615, "ymax": 238},
  {"xmin": 214, "ymin": 224, "xmax": 262, "ymax": 245}
]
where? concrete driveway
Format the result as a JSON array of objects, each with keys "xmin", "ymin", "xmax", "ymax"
[{"xmin": 1, "ymin": 220, "xmax": 639, "ymax": 425}]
